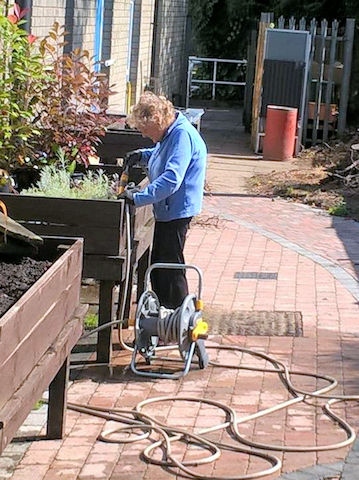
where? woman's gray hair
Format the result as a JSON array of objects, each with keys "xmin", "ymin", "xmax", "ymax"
[{"xmin": 127, "ymin": 91, "xmax": 175, "ymax": 130}]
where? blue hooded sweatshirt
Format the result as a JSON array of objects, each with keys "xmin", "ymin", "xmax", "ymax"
[{"xmin": 133, "ymin": 111, "xmax": 207, "ymax": 222}]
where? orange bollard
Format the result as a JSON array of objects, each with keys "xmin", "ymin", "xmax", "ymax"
[{"xmin": 263, "ymin": 105, "xmax": 298, "ymax": 161}]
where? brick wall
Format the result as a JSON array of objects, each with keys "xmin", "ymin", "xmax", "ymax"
[
  {"xmin": 127, "ymin": 0, "xmax": 156, "ymax": 106},
  {"xmin": 29, "ymin": 0, "xmax": 126, "ymax": 112},
  {"xmin": 71, "ymin": 0, "xmax": 97, "ymax": 53},
  {"xmin": 128, "ymin": 0, "xmax": 190, "ymax": 107},
  {"xmin": 31, "ymin": 0, "xmax": 66, "ymax": 37},
  {"xmin": 152, "ymin": 0, "xmax": 189, "ymax": 105},
  {"xmin": 25, "ymin": 0, "xmax": 190, "ymax": 113},
  {"xmin": 105, "ymin": 0, "xmax": 132, "ymax": 113},
  {"xmin": 31, "ymin": 0, "xmax": 97, "ymax": 54}
]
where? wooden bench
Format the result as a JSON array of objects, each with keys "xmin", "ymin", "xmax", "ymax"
[{"xmin": 0, "ymin": 238, "xmax": 87, "ymax": 453}]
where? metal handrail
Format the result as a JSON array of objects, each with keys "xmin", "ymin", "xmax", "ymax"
[{"xmin": 186, "ymin": 56, "xmax": 247, "ymax": 107}]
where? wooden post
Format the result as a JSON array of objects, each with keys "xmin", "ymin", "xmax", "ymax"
[
  {"xmin": 251, "ymin": 12, "xmax": 272, "ymax": 152},
  {"xmin": 97, "ymin": 280, "xmax": 115, "ymax": 363},
  {"xmin": 311, "ymin": 19, "xmax": 328, "ymax": 145},
  {"xmin": 46, "ymin": 358, "xmax": 69, "ymax": 439},
  {"xmin": 303, "ymin": 19, "xmax": 317, "ymax": 147},
  {"xmin": 136, "ymin": 247, "xmax": 150, "ymax": 301},
  {"xmin": 323, "ymin": 20, "xmax": 338, "ymax": 142},
  {"xmin": 337, "ymin": 18, "xmax": 355, "ymax": 134},
  {"xmin": 243, "ymin": 29, "xmax": 257, "ymax": 132}
]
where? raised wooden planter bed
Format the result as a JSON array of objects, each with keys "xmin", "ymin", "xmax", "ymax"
[
  {"xmin": 97, "ymin": 109, "xmax": 204, "ymax": 164},
  {"xmin": 0, "ymin": 237, "xmax": 86, "ymax": 454},
  {"xmin": 0, "ymin": 167, "xmax": 154, "ymax": 363},
  {"xmin": 97, "ymin": 127, "xmax": 154, "ymax": 164},
  {"xmin": 94, "ymin": 113, "xmax": 154, "ymax": 164}
]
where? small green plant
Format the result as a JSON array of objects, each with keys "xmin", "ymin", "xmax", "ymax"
[
  {"xmin": 284, "ymin": 186, "xmax": 294, "ymax": 196},
  {"xmin": 21, "ymin": 164, "xmax": 118, "ymax": 199},
  {"xmin": 328, "ymin": 201, "xmax": 348, "ymax": 217},
  {"xmin": 33, "ymin": 399, "xmax": 45, "ymax": 410},
  {"xmin": 84, "ymin": 312, "xmax": 98, "ymax": 330}
]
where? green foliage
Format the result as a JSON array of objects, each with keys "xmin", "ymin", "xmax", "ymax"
[
  {"xmin": 189, "ymin": 0, "xmax": 356, "ymax": 60},
  {"xmin": 21, "ymin": 165, "xmax": 118, "ymax": 200},
  {"xmin": 84, "ymin": 312, "xmax": 98, "ymax": 330},
  {"xmin": 0, "ymin": 4, "xmax": 115, "ymax": 175},
  {"xmin": 189, "ymin": 0, "xmax": 261, "ymax": 58},
  {"xmin": 0, "ymin": 1, "xmax": 46, "ymax": 171},
  {"xmin": 328, "ymin": 201, "xmax": 348, "ymax": 217},
  {"xmin": 270, "ymin": 0, "xmax": 349, "ymax": 20},
  {"xmin": 33, "ymin": 399, "xmax": 45, "ymax": 410},
  {"xmin": 34, "ymin": 22, "xmax": 115, "ymax": 168}
]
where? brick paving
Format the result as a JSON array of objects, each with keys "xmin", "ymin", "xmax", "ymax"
[{"xmin": 1, "ymin": 108, "xmax": 359, "ymax": 479}]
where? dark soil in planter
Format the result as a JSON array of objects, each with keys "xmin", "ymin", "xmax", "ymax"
[{"xmin": 0, "ymin": 256, "xmax": 52, "ymax": 316}]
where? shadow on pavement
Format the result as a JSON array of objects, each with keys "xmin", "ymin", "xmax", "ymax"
[{"xmin": 199, "ymin": 107, "xmax": 254, "ymax": 156}]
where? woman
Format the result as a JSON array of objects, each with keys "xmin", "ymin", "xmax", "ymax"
[{"xmin": 122, "ymin": 91, "xmax": 207, "ymax": 309}]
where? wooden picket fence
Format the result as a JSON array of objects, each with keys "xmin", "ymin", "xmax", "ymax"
[{"xmin": 246, "ymin": 13, "xmax": 355, "ymax": 151}]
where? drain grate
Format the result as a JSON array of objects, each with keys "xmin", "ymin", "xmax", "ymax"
[
  {"xmin": 204, "ymin": 307, "xmax": 303, "ymax": 336},
  {"xmin": 234, "ymin": 272, "xmax": 278, "ymax": 280}
]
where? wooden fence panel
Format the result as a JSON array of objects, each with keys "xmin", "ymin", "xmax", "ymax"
[{"xmin": 248, "ymin": 13, "xmax": 355, "ymax": 150}]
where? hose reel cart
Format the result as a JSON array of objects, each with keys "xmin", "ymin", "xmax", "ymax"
[{"xmin": 130, "ymin": 263, "xmax": 209, "ymax": 379}]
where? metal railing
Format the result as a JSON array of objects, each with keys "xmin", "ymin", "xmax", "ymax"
[{"xmin": 186, "ymin": 56, "xmax": 247, "ymax": 107}]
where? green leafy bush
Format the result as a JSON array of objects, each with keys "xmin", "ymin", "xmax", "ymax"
[
  {"xmin": 0, "ymin": 1, "xmax": 46, "ymax": 171},
  {"xmin": 34, "ymin": 22, "xmax": 115, "ymax": 168},
  {"xmin": 328, "ymin": 201, "xmax": 348, "ymax": 217},
  {"xmin": 0, "ymin": 3, "xmax": 115, "ymax": 176}
]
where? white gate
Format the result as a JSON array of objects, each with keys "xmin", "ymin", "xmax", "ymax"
[{"xmin": 186, "ymin": 56, "xmax": 247, "ymax": 108}]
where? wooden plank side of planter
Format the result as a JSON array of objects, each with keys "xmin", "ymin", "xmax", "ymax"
[
  {"xmin": 0, "ymin": 195, "xmax": 123, "ymax": 226},
  {"xmin": 0, "ymin": 276, "xmax": 81, "ymax": 410},
  {"xmin": 24, "ymin": 224, "xmax": 122, "ymax": 256},
  {"xmin": 0, "ymin": 194, "xmax": 124, "ymax": 255},
  {"xmin": 0, "ymin": 239, "xmax": 83, "ymax": 365},
  {"xmin": 0, "ymin": 276, "xmax": 81, "ymax": 366},
  {"xmin": 0, "ymin": 309, "xmax": 84, "ymax": 455},
  {"xmin": 119, "ymin": 203, "xmax": 154, "ymax": 255},
  {"xmin": 132, "ymin": 203, "xmax": 154, "ymax": 265},
  {"xmin": 83, "ymin": 255, "xmax": 126, "ymax": 281},
  {"xmin": 0, "ymin": 171, "xmax": 152, "ymax": 260},
  {"xmin": 96, "ymin": 130, "xmax": 154, "ymax": 163},
  {"xmin": 133, "ymin": 203, "xmax": 154, "ymax": 240},
  {"xmin": 133, "ymin": 224, "xmax": 155, "ymax": 264}
]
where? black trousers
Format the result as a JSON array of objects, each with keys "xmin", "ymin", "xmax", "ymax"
[{"xmin": 150, "ymin": 217, "xmax": 192, "ymax": 309}]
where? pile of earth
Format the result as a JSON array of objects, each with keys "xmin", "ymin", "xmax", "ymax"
[
  {"xmin": 246, "ymin": 132, "xmax": 359, "ymax": 221},
  {"xmin": 0, "ymin": 256, "xmax": 52, "ymax": 317}
]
